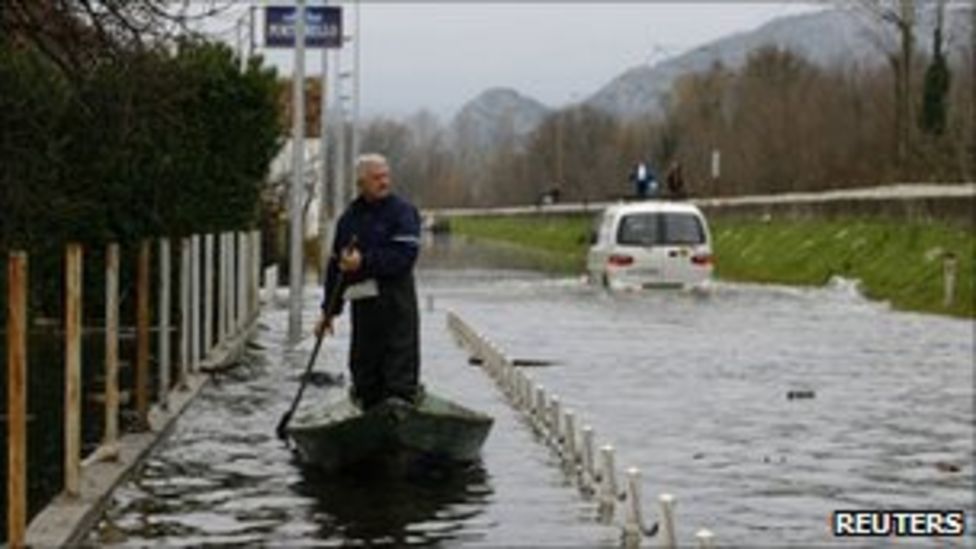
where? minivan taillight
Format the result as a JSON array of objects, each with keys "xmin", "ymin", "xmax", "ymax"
[
  {"xmin": 608, "ymin": 254, "xmax": 634, "ymax": 267},
  {"xmin": 691, "ymin": 253, "xmax": 713, "ymax": 266}
]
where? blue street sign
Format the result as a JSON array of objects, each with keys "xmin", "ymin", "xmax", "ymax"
[{"xmin": 265, "ymin": 6, "xmax": 342, "ymax": 49}]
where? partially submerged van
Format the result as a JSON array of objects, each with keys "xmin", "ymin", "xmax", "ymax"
[{"xmin": 586, "ymin": 201, "xmax": 714, "ymax": 289}]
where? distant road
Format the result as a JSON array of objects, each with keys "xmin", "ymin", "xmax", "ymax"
[{"xmin": 425, "ymin": 183, "xmax": 976, "ymax": 219}]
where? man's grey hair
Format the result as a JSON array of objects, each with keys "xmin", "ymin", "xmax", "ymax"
[{"xmin": 356, "ymin": 153, "xmax": 389, "ymax": 182}]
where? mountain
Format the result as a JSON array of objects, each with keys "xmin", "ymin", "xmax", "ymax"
[
  {"xmin": 585, "ymin": 6, "xmax": 974, "ymax": 119},
  {"xmin": 449, "ymin": 87, "xmax": 551, "ymax": 152}
]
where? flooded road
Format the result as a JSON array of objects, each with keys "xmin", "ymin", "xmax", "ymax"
[{"xmin": 93, "ymin": 236, "xmax": 974, "ymax": 546}]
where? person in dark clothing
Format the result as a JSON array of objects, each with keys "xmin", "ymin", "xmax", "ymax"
[
  {"xmin": 629, "ymin": 161, "xmax": 657, "ymax": 199},
  {"xmin": 665, "ymin": 161, "xmax": 687, "ymax": 200},
  {"xmin": 315, "ymin": 153, "xmax": 422, "ymax": 410}
]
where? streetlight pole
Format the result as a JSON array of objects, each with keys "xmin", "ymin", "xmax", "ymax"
[
  {"xmin": 288, "ymin": 0, "xmax": 307, "ymax": 343},
  {"xmin": 317, "ymin": 3, "xmax": 330, "ymax": 278},
  {"xmin": 351, "ymin": 0, "xmax": 361, "ymax": 176}
]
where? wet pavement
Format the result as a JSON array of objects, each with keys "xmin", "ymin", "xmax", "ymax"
[{"xmin": 92, "ymin": 235, "xmax": 974, "ymax": 546}]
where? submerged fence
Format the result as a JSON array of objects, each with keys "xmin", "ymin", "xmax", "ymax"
[
  {"xmin": 447, "ymin": 311, "xmax": 716, "ymax": 548},
  {"xmin": 3, "ymin": 230, "xmax": 262, "ymax": 546}
]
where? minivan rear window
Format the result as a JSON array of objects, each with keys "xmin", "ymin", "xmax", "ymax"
[{"xmin": 617, "ymin": 213, "xmax": 705, "ymax": 245}]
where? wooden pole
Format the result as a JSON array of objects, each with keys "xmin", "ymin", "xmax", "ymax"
[
  {"xmin": 252, "ymin": 230, "xmax": 261, "ymax": 317},
  {"xmin": 179, "ymin": 238, "xmax": 190, "ymax": 389},
  {"xmin": 229, "ymin": 232, "xmax": 237, "ymax": 334},
  {"xmin": 237, "ymin": 232, "xmax": 247, "ymax": 329},
  {"xmin": 158, "ymin": 239, "xmax": 171, "ymax": 409},
  {"xmin": 218, "ymin": 233, "xmax": 226, "ymax": 344},
  {"xmin": 190, "ymin": 235, "xmax": 203, "ymax": 372},
  {"xmin": 204, "ymin": 233, "xmax": 214, "ymax": 354},
  {"xmin": 135, "ymin": 240, "xmax": 151, "ymax": 428},
  {"xmin": 104, "ymin": 244, "xmax": 120, "ymax": 454},
  {"xmin": 64, "ymin": 244, "xmax": 82, "ymax": 497},
  {"xmin": 7, "ymin": 252, "xmax": 28, "ymax": 545},
  {"xmin": 191, "ymin": 235, "xmax": 201, "ymax": 371}
]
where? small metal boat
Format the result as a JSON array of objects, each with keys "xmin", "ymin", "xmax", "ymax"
[{"xmin": 286, "ymin": 391, "xmax": 493, "ymax": 473}]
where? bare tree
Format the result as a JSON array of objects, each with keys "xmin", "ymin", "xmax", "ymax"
[
  {"xmin": 2, "ymin": 0, "xmax": 234, "ymax": 79},
  {"xmin": 847, "ymin": 0, "xmax": 918, "ymax": 167}
]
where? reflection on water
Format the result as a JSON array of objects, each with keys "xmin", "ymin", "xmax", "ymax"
[{"xmin": 294, "ymin": 462, "xmax": 492, "ymax": 545}]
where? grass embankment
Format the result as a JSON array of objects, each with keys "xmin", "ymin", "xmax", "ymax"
[
  {"xmin": 449, "ymin": 215, "xmax": 975, "ymax": 318},
  {"xmin": 450, "ymin": 215, "xmax": 590, "ymax": 271}
]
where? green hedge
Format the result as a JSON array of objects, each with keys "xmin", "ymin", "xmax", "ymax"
[{"xmin": 0, "ymin": 40, "xmax": 284, "ymax": 315}]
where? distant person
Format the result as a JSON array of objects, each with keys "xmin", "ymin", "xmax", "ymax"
[
  {"xmin": 630, "ymin": 161, "xmax": 647, "ymax": 198},
  {"xmin": 315, "ymin": 153, "xmax": 422, "ymax": 410},
  {"xmin": 630, "ymin": 161, "xmax": 658, "ymax": 199},
  {"xmin": 665, "ymin": 161, "xmax": 687, "ymax": 200}
]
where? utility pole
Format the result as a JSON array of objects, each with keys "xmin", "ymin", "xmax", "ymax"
[
  {"xmin": 317, "ymin": 1, "xmax": 331, "ymax": 278},
  {"xmin": 351, "ymin": 0, "xmax": 362, "ymax": 179},
  {"xmin": 288, "ymin": 0, "xmax": 307, "ymax": 343},
  {"xmin": 249, "ymin": 4, "xmax": 256, "ymax": 61}
]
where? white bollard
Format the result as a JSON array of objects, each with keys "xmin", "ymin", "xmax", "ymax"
[
  {"xmin": 598, "ymin": 445, "xmax": 618, "ymax": 523},
  {"xmin": 696, "ymin": 529, "xmax": 715, "ymax": 548},
  {"xmin": 581, "ymin": 426, "xmax": 596, "ymax": 490},
  {"xmin": 564, "ymin": 410, "xmax": 577, "ymax": 469},
  {"xmin": 624, "ymin": 467, "xmax": 649, "ymax": 543},
  {"xmin": 659, "ymin": 493, "xmax": 677, "ymax": 549},
  {"xmin": 534, "ymin": 386, "xmax": 547, "ymax": 431},
  {"xmin": 550, "ymin": 396, "xmax": 562, "ymax": 446}
]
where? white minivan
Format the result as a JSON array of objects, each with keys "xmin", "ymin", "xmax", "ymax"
[{"xmin": 586, "ymin": 201, "xmax": 714, "ymax": 289}]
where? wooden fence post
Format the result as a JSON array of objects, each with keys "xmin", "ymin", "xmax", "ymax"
[
  {"xmin": 191, "ymin": 235, "xmax": 201, "ymax": 371},
  {"xmin": 252, "ymin": 230, "xmax": 260, "ymax": 318},
  {"xmin": 204, "ymin": 233, "xmax": 214, "ymax": 354},
  {"xmin": 135, "ymin": 240, "xmax": 150, "ymax": 428},
  {"xmin": 218, "ymin": 233, "xmax": 227, "ymax": 344},
  {"xmin": 7, "ymin": 252, "xmax": 28, "ymax": 545},
  {"xmin": 179, "ymin": 238, "xmax": 190, "ymax": 389},
  {"xmin": 64, "ymin": 244, "xmax": 82, "ymax": 497},
  {"xmin": 228, "ymin": 232, "xmax": 237, "ymax": 335},
  {"xmin": 158, "ymin": 239, "xmax": 171, "ymax": 409},
  {"xmin": 104, "ymin": 244, "xmax": 120, "ymax": 453},
  {"xmin": 237, "ymin": 232, "xmax": 247, "ymax": 330}
]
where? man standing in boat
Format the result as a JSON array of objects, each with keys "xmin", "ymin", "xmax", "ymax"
[{"xmin": 315, "ymin": 153, "xmax": 423, "ymax": 410}]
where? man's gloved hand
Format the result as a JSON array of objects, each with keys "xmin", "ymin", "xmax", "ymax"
[
  {"xmin": 339, "ymin": 244, "xmax": 362, "ymax": 273},
  {"xmin": 314, "ymin": 313, "xmax": 334, "ymax": 338}
]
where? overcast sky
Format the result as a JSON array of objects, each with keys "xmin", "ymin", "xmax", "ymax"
[{"xmin": 208, "ymin": 2, "xmax": 823, "ymax": 121}]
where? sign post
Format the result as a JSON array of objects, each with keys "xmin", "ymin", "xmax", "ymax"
[
  {"xmin": 267, "ymin": 4, "xmax": 343, "ymax": 343},
  {"xmin": 265, "ymin": 5, "xmax": 342, "ymax": 49}
]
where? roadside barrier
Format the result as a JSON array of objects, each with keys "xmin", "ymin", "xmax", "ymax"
[
  {"xmin": 447, "ymin": 311, "xmax": 717, "ymax": 548},
  {"xmin": 4, "ymin": 230, "xmax": 262, "ymax": 546}
]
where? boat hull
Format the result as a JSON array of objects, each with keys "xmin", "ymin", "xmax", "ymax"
[{"xmin": 287, "ymin": 392, "xmax": 493, "ymax": 473}]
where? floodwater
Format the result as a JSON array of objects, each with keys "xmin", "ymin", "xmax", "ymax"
[{"xmin": 92, "ymin": 235, "xmax": 975, "ymax": 546}]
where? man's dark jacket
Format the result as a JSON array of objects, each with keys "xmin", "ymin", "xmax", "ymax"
[{"xmin": 323, "ymin": 193, "xmax": 422, "ymax": 407}]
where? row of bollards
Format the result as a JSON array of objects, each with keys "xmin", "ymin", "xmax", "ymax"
[
  {"xmin": 5, "ymin": 230, "xmax": 262, "ymax": 547},
  {"xmin": 447, "ymin": 311, "xmax": 716, "ymax": 548}
]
